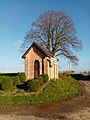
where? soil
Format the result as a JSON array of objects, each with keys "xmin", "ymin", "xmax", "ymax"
[{"xmin": 0, "ymin": 80, "xmax": 90, "ymax": 120}]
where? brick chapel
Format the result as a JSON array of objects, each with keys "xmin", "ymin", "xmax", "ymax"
[{"xmin": 22, "ymin": 42, "xmax": 58, "ymax": 80}]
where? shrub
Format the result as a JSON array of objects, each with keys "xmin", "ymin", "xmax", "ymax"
[
  {"xmin": 12, "ymin": 76, "xmax": 20, "ymax": 86},
  {"xmin": 27, "ymin": 79, "xmax": 40, "ymax": 92},
  {"xmin": 41, "ymin": 74, "xmax": 49, "ymax": 83},
  {"xmin": 0, "ymin": 76, "xmax": 7, "ymax": 84},
  {"xmin": 1, "ymin": 77, "xmax": 13, "ymax": 90},
  {"xmin": 58, "ymin": 72, "xmax": 64, "ymax": 79},
  {"xmin": 17, "ymin": 73, "xmax": 26, "ymax": 83},
  {"xmin": 37, "ymin": 76, "xmax": 44, "ymax": 86}
]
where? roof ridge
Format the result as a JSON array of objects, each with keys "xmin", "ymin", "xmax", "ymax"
[
  {"xmin": 34, "ymin": 42, "xmax": 54, "ymax": 56},
  {"xmin": 22, "ymin": 42, "xmax": 54, "ymax": 58}
]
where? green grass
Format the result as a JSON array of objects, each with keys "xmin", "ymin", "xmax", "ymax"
[{"xmin": 0, "ymin": 75, "xmax": 80, "ymax": 105}]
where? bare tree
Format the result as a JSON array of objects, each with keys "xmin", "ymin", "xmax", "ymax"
[{"xmin": 21, "ymin": 10, "xmax": 82, "ymax": 63}]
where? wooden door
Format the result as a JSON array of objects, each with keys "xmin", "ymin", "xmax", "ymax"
[{"xmin": 34, "ymin": 60, "xmax": 40, "ymax": 78}]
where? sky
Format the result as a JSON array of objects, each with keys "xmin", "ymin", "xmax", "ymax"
[{"xmin": 0, "ymin": 0, "xmax": 90, "ymax": 73}]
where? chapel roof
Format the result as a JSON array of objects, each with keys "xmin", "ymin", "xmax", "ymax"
[{"xmin": 22, "ymin": 42, "xmax": 54, "ymax": 58}]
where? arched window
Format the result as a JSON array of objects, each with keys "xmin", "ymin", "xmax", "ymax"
[{"xmin": 34, "ymin": 60, "xmax": 40, "ymax": 78}]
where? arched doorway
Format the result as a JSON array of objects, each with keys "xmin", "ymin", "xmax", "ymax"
[{"xmin": 34, "ymin": 60, "xmax": 40, "ymax": 78}]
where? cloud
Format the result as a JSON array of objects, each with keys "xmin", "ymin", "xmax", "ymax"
[{"xmin": 14, "ymin": 40, "xmax": 22, "ymax": 49}]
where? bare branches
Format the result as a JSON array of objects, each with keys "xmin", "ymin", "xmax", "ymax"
[{"xmin": 21, "ymin": 10, "xmax": 82, "ymax": 63}]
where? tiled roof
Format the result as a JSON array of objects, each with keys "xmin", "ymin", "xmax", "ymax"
[{"xmin": 22, "ymin": 42, "xmax": 54, "ymax": 58}]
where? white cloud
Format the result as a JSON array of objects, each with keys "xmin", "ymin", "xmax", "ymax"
[{"xmin": 14, "ymin": 40, "xmax": 22, "ymax": 49}]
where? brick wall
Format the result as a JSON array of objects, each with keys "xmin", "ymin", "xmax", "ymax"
[
  {"xmin": 24, "ymin": 46, "xmax": 45, "ymax": 79},
  {"xmin": 24, "ymin": 46, "xmax": 58, "ymax": 80}
]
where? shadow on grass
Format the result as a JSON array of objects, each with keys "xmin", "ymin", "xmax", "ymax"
[
  {"xmin": 71, "ymin": 74, "xmax": 90, "ymax": 81},
  {"xmin": 16, "ymin": 82, "xmax": 28, "ymax": 91},
  {"xmin": 0, "ymin": 84, "xmax": 2, "ymax": 90}
]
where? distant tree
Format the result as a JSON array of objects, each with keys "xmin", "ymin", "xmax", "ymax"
[{"xmin": 21, "ymin": 10, "xmax": 82, "ymax": 63}]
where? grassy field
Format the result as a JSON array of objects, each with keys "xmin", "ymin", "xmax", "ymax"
[{"xmin": 0, "ymin": 74, "xmax": 80, "ymax": 105}]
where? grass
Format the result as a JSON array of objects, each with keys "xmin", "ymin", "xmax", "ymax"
[{"xmin": 0, "ymin": 75, "xmax": 80, "ymax": 105}]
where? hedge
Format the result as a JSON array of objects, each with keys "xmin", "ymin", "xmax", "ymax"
[
  {"xmin": 41, "ymin": 74, "xmax": 49, "ymax": 83},
  {"xmin": 12, "ymin": 76, "xmax": 20, "ymax": 86},
  {"xmin": 17, "ymin": 73, "xmax": 26, "ymax": 83},
  {"xmin": 27, "ymin": 79, "xmax": 40, "ymax": 92},
  {"xmin": 1, "ymin": 77, "xmax": 13, "ymax": 90}
]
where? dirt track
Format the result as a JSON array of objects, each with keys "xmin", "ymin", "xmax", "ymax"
[
  {"xmin": 0, "ymin": 80, "xmax": 90, "ymax": 120},
  {"xmin": 65, "ymin": 80, "xmax": 90, "ymax": 120}
]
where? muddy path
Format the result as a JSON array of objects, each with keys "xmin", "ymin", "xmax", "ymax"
[
  {"xmin": 65, "ymin": 80, "xmax": 90, "ymax": 120},
  {"xmin": 0, "ymin": 80, "xmax": 90, "ymax": 120}
]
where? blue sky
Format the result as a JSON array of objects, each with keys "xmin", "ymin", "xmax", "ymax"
[{"xmin": 0, "ymin": 0, "xmax": 90, "ymax": 72}]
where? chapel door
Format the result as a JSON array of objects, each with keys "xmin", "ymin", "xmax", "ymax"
[{"xmin": 34, "ymin": 60, "xmax": 40, "ymax": 78}]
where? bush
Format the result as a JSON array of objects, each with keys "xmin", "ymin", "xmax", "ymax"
[
  {"xmin": 41, "ymin": 74, "xmax": 49, "ymax": 83},
  {"xmin": 27, "ymin": 79, "xmax": 40, "ymax": 92},
  {"xmin": 17, "ymin": 73, "xmax": 26, "ymax": 83},
  {"xmin": 12, "ymin": 76, "xmax": 20, "ymax": 86},
  {"xmin": 58, "ymin": 72, "xmax": 64, "ymax": 79},
  {"xmin": 0, "ymin": 76, "xmax": 7, "ymax": 84},
  {"xmin": 37, "ymin": 76, "xmax": 44, "ymax": 86},
  {"xmin": 1, "ymin": 77, "xmax": 13, "ymax": 90}
]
